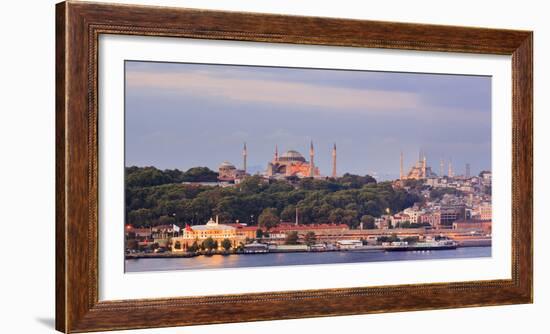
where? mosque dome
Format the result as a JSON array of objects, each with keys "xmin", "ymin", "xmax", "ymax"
[
  {"xmin": 219, "ymin": 161, "xmax": 236, "ymax": 169},
  {"xmin": 279, "ymin": 150, "xmax": 306, "ymax": 162}
]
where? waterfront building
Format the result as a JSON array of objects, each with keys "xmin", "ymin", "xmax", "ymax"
[
  {"xmin": 270, "ymin": 222, "xmax": 349, "ymax": 235},
  {"xmin": 337, "ymin": 240, "xmax": 364, "ymax": 249},
  {"xmin": 225, "ymin": 223, "xmax": 260, "ymax": 239},
  {"xmin": 472, "ymin": 202, "xmax": 492, "ymax": 221},
  {"xmin": 452, "ymin": 220, "xmax": 492, "ymax": 234},
  {"xmin": 403, "ymin": 207, "xmax": 426, "ymax": 224},
  {"xmin": 125, "ymin": 226, "xmax": 152, "ymax": 240},
  {"xmin": 374, "ymin": 215, "xmax": 391, "ymax": 229},
  {"xmin": 438, "ymin": 205, "xmax": 466, "ymax": 227},
  {"xmin": 390, "ymin": 213, "xmax": 411, "ymax": 226},
  {"xmin": 419, "ymin": 211, "xmax": 441, "ymax": 227},
  {"xmin": 151, "ymin": 224, "xmax": 179, "ymax": 239},
  {"xmin": 170, "ymin": 216, "xmax": 245, "ymax": 252}
]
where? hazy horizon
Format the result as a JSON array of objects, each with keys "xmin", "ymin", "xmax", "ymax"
[{"xmin": 125, "ymin": 61, "xmax": 491, "ymax": 180}]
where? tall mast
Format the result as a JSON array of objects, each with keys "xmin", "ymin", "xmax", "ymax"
[
  {"xmin": 332, "ymin": 143, "xmax": 337, "ymax": 178},
  {"xmin": 400, "ymin": 151, "xmax": 404, "ymax": 180},
  {"xmin": 242, "ymin": 142, "xmax": 247, "ymax": 173},
  {"xmin": 422, "ymin": 155, "xmax": 427, "ymax": 178},
  {"xmin": 309, "ymin": 140, "xmax": 315, "ymax": 177}
]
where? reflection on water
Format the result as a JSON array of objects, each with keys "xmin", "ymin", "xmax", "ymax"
[{"xmin": 125, "ymin": 247, "xmax": 491, "ymax": 273}]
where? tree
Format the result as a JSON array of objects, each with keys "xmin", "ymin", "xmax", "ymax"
[
  {"xmin": 361, "ymin": 215, "xmax": 376, "ymax": 229},
  {"xmin": 221, "ymin": 238, "xmax": 232, "ymax": 251},
  {"xmin": 304, "ymin": 231, "xmax": 316, "ymax": 246},
  {"xmin": 188, "ymin": 240, "xmax": 199, "ymax": 253},
  {"xmin": 256, "ymin": 229, "xmax": 264, "ymax": 239},
  {"xmin": 181, "ymin": 167, "xmax": 218, "ymax": 182},
  {"xmin": 280, "ymin": 205, "xmax": 297, "ymax": 221},
  {"xmin": 285, "ymin": 231, "xmax": 299, "ymax": 245},
  {"xmin": 126, "ymin": 166, "xmax": 176, "ymax": 188},
  {"xmin": 258, "ymin": 208, "xmax": 280, "ymax": 230},
  {"xmin": 126, "ymin": 239, "xmax": 138, "ymax": 250},
  {"xmin": 239, "ymin": 175, "xmax": 265, "ymax": 193},
  {"xmin": 202, "ymin": 237, "xmax": 217, "ymax": 252},
  {"xmin": 125, "ymin": 167, "xmax": 425, "ymax": 233},
  {"xmin": 156, "ymin": 215, "xmax": 176, "ymax": 226},
  {"xmin": 127, "ymin": 208, "xmax": 153, "ymax": 227}
]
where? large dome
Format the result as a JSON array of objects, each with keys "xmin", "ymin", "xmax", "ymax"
[
  {"xmin": 279, "ymin": 150, "xmax": 306, "ymax": 162},
  {"xmin": 219, "ymin": 161, "xmax": 236, "ymax": 169}
]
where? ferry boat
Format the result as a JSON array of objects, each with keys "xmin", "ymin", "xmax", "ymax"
[
  {"xmin": 384, "ymin": 240, "xmax": 458, "ymax": 252},
  {"xmin": 243, "ymin": 241, "xmax": 269, "ymax": 254}
]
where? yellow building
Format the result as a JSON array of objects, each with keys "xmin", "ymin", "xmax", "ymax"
[{"xmin": 170, "ymin": 216, "xmax": 246, "ymax": 252}]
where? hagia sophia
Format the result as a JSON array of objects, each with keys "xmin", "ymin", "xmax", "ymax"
[{"xmin": 217, "ymin": 141, "xmax": 337, "ymax": 182}]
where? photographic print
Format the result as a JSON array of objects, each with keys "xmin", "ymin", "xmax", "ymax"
[{"xmin": 124, "ymin": 61, "xmax": 492, "ymax": 272}]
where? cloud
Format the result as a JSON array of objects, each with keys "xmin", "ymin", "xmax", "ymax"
[{"xmin": 126, "ymin": 70, "xmax": 422, "ymax": 113}]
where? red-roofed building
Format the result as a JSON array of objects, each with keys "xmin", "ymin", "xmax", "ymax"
[
  {"xmin": 271, "ymin": 222, "xmax": 349, "ymax": 234},
  {"xmin": 225, "ymin": 223, "xmax": 260, "ymax": 239}
]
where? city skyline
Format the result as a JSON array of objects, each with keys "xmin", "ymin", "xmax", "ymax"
[{"xmin": 125, "ymin": 61, "xmax": 492, "ymax": 179}]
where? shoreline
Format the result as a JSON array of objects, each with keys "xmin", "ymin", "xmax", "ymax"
[{"xmin": 125, "ymin": 243, "xmax": 491, "ymax": 260}]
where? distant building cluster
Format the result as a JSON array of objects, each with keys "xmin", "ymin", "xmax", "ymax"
[{"xmin": 386, "ymin": 156, "xmax": 492, "ymax": 233}]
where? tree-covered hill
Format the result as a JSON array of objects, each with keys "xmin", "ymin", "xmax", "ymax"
[
  {"xmin": 125, "ymin": 166, "xmax": 420, "ymax": 229},
  {"xmin": 126, "ymin": 165, "xmax": 218, "ymax": 188}
]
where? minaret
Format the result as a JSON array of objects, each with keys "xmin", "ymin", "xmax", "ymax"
[
  {"xmin": 331, "ymin": 143, "xmax": 337, "ymax": 178},
  {"xmin": 309, "ymin": 140, "xmax": 315, "ymax": 177},
  {"xmin": 422, "ymin": 155, "xmax": 427, "ymax": 178},
  {"xmin": 400, "ymin": 151, "xmax": 404, "ymax": 180},
  {"xmin": 440, "ymin": 159, "xmax": 445, "ymax": 176},
  {"xmin": 242, "ymin": 142, "xmax": 247, "ymax": 174},
  {"xmin": 274, "ymin": 144, "xmax": 279, "ymax": 162},
  {"xmin": 448, "ymin": 159, "xmax": 454, "ymax": 178},
  {"xmin": 295, "ymin": 207, "xmax": 299, "ymax": 226}
]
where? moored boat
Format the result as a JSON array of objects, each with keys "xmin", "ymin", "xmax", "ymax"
[{"xmin": 384, "ymin": 240, "xmax": 458, "ymax": 252}]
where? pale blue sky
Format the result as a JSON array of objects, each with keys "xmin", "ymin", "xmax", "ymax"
[{"xmin": 125, "ymin": 61, "xmax": 491, "ymax": 180}]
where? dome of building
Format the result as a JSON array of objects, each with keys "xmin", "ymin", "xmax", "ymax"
[
  {"xmin": 219, "ymin": 161, "xmax": 236, "ymax": 169},
  {"xmin": 279, "ymin": 150, "xmax": 306, "ymax": 162}
]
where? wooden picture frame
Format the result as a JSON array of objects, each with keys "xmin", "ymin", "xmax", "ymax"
[{"xmin": 56, "ymin": 1, "xmax": 533, "ymax": 332}]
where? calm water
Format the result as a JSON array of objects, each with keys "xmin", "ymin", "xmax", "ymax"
[{"xmin": 125, "ymin": 247, "xmax": 491, "ymax": 272}]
